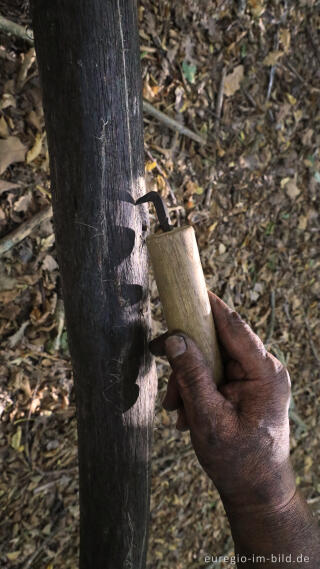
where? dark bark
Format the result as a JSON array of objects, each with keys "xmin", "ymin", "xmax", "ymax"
[{"xmin": 31, "ymin": 1, "xmax": 157, "ymax": 568}]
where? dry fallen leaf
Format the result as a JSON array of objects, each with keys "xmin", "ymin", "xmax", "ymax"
[
  {"xmin": 263, "ymin": 51, "xmax": 284, "ymax": 66},
  {"xmin": 8, "ymin": 321, "xmax": 30, "ymax": 348},
  {"xmin": 0, "ymin": 136, "xmax": 26, "ymax": 174},
  {"xmin": 302, "ymin": 129, "xmax": 314, "ymax": 146},
  {"xmin": 248, "ymin": 0, "xmax": 265, "ymax": 17},
  {"xmin": 42, "ymin": 254, "xmax": 59, "ymax": 272},
  {"xmin": 26, "ymin": 133, "xmax": 43, "ymax": 163},
  {"xmin": 286, "ymin": 93, "xmax": 297, "ymax": 105},
  {"xmin": 161, "ymin": 409, "xmax": 170, "ymax": 426},
  {"xmin": 279, "ymin": 29, "xmax": 291, "ymax": 52},
  {"xmin": 224, "ymin": 65, "xmax": 244, "ymax": 97},
  {"xmin": 10, "ymin": 426, "xmax": 22, "ymax": 451},
  {"xmin": 14, "ymin": 193, "xmax": 33, "ymax": 213},
  {"xmin": 26, "ymin": 109, "xmax": 42, "ymax": 131},
  {"xmin": 6, "ymin": 552, "xmax": 21, "ymax": 562},
  {"xmin": 304, "ymin": 455, "xmax": 313, "ymax": 473},
  {"xmin": 285, "ymin": 179, "xmax": 301, "ymax": 199},
  {"xmin": 146, "ymin": 160, "xmax": 157, "ymax": 172},
  {"xmin": 0, "ymin": 92, "xmax": 16, "ymax": 110},
  {"xmin": 239, "ymin": 154, "xmax": 261, "ymax": 171},
  {"xmin": 0, "ymin": 116, "xmax": 9, "ymax": 138},
  {"xmin": 298, "ymin": 215, "xmax": 307, "ymax": 231}
]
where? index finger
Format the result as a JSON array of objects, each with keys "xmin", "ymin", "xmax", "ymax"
[{"xmin": 209, "ymin": 292, "xmax": 269, "ymax": 379}]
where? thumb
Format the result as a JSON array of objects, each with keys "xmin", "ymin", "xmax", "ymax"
[{"xmin": 164, "ymin": 333, "xmax": 226, "ymax": 425}]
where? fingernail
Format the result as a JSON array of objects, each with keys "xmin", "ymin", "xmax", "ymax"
[{"xmin": 165, "ymin": 335, "xmax": 187, "ymax": 359}]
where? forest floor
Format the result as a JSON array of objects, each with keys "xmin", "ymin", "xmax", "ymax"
[{"xmin": 0, "ymin": 1, "xmax": 320, "ymax": 568}]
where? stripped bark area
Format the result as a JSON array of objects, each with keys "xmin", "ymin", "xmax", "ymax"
[{"xmin": 31, "ymin": 1, "xmax": 157, "ymax": 568}]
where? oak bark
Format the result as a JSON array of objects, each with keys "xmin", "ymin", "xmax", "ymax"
[{"xmin": 31, "ymin": 1, "xmax": 157, "ymax": 567}]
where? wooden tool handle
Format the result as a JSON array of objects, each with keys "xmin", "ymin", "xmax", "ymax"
[{"xmin": 147, "ymin": 226, "xmax": 223, "ymax": 385}]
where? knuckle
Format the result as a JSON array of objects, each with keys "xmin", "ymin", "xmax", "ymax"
[
  {"xmin": 277, "ymin": 362, "xmax": 290, "ymax": 381},
  {"xmin": 226, "ymin": 311, "xmax": 267, "ymax": 351},
  {"xmin": 260, "ymin": 366, "xmax": 291, "ymax": 405},
  {"xmin": 175, "ymin": 360, "xmax": 208, "ymax": 388},
  {"xmin": 278, "ymin": 366, "xmax": 291, "ymax": 393},
  {"xmin": 219, "ymin": 310, "xmax": 245, "ymax": 338},
  {"xmin": 228, "ymin": 310, "xmax": 245, "ymax": 329},
  {"xmin": 265, "ymin": 353, "xmax": 291, "ymax": 389}
]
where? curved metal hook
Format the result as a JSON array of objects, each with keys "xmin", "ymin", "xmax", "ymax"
[{"xmin": 135, "ymin": 191, "xmax": 173, "ymax": 233}]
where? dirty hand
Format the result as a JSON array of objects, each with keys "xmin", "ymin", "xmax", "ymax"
[{"xmin": 149, "ymin": 293, "xmax": 296, "ymax": 512}]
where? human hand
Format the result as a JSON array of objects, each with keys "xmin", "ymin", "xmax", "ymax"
[{"xmin": 149, "ymin": 293, "xmax": 296, "ymax": 513}]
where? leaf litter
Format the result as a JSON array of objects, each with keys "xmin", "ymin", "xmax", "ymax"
[{"xmin": 0, "ymin": 1, "xmax": 320, "ymax": 568}]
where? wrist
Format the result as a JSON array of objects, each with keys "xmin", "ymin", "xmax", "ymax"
[
  {"xmin": 218, "ymin": 458, "xmax": 297, "ymax": 516},
  {"xmin": 223, "ymin": 488, "xmax": 319, "ymax": 562}
]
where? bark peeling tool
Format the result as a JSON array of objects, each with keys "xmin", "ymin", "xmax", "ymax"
[{"xmin": 136, "ymin": 191, "xmax": 223, "ymax": 384}]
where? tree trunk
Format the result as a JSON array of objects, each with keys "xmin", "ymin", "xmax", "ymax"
[{"xmin": 31, "ymin": 1, "xmax": 157, "ymax": 568}]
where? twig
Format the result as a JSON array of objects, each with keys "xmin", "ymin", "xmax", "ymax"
[
  {"xmin": 204, "ymin": 186, "xmax": 213, "ymax": 208},
  {"xmin": 265, "ymin": 290, "xmax": 276, "ymax": 345},
  {"xmin": 289, "ymin": 409, "xmax": 308, "ymax": 432},
  {"xmin": 282, "ymin": 60, "xmax": 306, "ymax": 85},
  {"xmin": 237, "ymin": 0, "xmax": 247, "ymax": 15},
  {"xmin": 0, "ymin": 14, "xmax": 34, "ymax": 45},
  {"xmin": 21, "ymin": 523, "xmax": 62, "ymax": 569},
  {"xmin": 155, "ymin": 356, "xmax": 170, "ymax": 368},
  {"xmin": 242, "ymin": 87, "xmax": 258, "ymax": 109},
  {"xmin": 24, "ymin": 374, "xmax": 41, "ymax": 465},
  {"xmin": 293, "ymin": 378, "xmax": 320, "ymax": 397},
  {"xmin": 305, "ymin": 318, "xmax": 320, "ymax": 366},
  {"xmin": 289, "ymin": 396, "xmax": 308, "ymax": 432},
  {"xmin": 215, "ymin": 67, "xmax": 226, "ymax": 128},
  {"xmin": 153, "ymin": 448, "xmax": 194, "ymax": 465},
  {"xmin": 8, "ymin": 320, "xmax": 30, "ymax": 347},
  {"xmin": 17, "ymin": 47, "xmax": 36, "ymax": 90},
  {"xmin": 307, "ymin": 495, "xmax": 320, "ymax": 505},
  {"xmin": 280, "ymin": 61, "xmax": 320, "ymax": 94},
  {"xmin": 143, "ymin": 100, "xmax": 206, "ymax": 145},
  {"xmin": 52, "ymin": 298, "xmax": 65, "ymax": 352},
  {"xmin": 0, "ymin": 205, "xmax": 52, "ymax": 256},
  {"xmin": 266, "ymin": 31, "xmax": 279, "ymax": 103},
  {"xmin": 34, "ymin": 466, "xmax": 78, "ymax": 477},
  {"xmin": 266, "ymin": 66, "xmax": 276, "ymax": 103}
]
